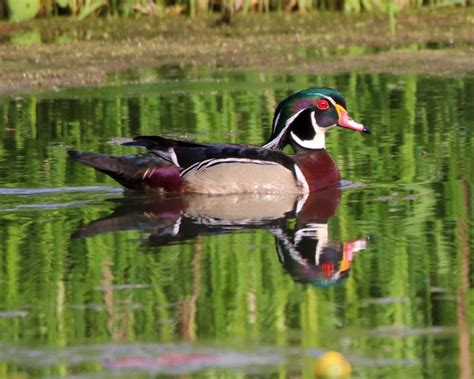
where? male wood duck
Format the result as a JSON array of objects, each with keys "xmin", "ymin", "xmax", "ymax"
[{"xmin": 68, "ymin": 88, "xmax": 369, "ymax": 194}]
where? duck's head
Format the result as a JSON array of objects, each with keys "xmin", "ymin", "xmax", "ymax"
[{"xmin": 263, "ymin": 88, "xmax": 369, "ymax": 151}]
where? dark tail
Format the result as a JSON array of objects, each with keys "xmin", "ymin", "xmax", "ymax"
[{"xmin": 68, "ymin": 150, "xmax": 171, "ymax": 191}]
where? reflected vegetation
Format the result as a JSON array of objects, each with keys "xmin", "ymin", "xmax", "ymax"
[
  {"xmin": 73, "ymin": 188, "xmax": 368, "ymax": 287},
  {"xmin": 0, "ymin": 71, "xmax": 473, "ymax": 378}
]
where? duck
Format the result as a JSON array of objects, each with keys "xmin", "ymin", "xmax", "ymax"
[{"xmin": 68, "ymin": 87, "xmax": 369, "ymax": 194}]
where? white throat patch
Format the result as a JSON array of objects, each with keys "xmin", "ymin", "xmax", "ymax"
[{"xmin": 290, "ymin": 111, "xmax": 328, "ymax": 149}]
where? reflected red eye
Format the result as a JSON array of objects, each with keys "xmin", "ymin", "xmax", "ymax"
[{"xmin": 316, "ymin": 99, "xmax": 329, "ymax": 110}]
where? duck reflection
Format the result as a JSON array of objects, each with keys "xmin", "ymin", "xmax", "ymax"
[{"xmin": 74, "ymin": 188, "xmax": 367, "ymax": 287}]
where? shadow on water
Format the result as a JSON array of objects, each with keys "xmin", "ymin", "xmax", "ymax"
[{"xmin": 73, "ymin": 188, "xmax": 368, "ymax": 288}]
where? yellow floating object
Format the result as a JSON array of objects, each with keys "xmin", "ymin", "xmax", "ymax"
[{"xmin": 314, "ymin": 351, "xmax": 352, "ymax": 378}]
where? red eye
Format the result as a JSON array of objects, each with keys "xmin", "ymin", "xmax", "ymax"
[{"xmin": 316, "ymin": 99, "xmax": 329, "ymax": 110}]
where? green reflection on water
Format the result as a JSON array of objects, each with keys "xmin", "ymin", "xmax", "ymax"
[{"xmin": 0, "ymin": 71, "xmax": 473, "ymax": 378}]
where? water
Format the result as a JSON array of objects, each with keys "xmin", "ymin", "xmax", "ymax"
[{"xmin": 0, "ymin": 71, "xmax": 473, "ymax": 378}]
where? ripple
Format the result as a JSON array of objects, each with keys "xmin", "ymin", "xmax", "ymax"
[
  {"xmin": 0, "ymin": 186, "xmax": 122, "ymax": 195},
  {"xmin": 0, "ymin": 311, "xmax": 28, "ymax": 318}
]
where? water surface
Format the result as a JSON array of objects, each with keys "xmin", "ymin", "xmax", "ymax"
[{"xmin": 0, "ymin": 71, "xmax": 473, "ymax": 378}]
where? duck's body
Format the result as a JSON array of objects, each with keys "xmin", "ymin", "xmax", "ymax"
[
  {"xmin": 69, "ymin": 88, "xmax": 369, "ymax": 194},
  {"xmin": 69, "ymin": 141, "xmax": 340, "ymax": 194}
]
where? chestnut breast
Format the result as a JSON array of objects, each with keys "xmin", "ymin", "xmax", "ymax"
[{"xmin": 293, "ymin": 150, "xmax": 341, "ymax": 192}]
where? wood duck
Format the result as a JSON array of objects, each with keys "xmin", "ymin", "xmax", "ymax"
[{"xmin": 68, "ymin": 88, "xmax": 369, "ymax": 194}]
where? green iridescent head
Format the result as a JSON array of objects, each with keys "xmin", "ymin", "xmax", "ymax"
[{"xmin": 263, "ymin": 87, "xmax": 369, "ymax": 150}]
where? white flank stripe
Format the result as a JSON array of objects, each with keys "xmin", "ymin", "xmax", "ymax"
[
  {"xmin": 143, "ymin": 168, "xmax": 152, "ymax": 179},
  {"xmin": 172, "ymin": 217, "xmax": 182, "ymax": 235},
  {"xmin": 168, "ymin": 148, "xmax": 180, "ymax": 167},
  {"xmin": 181, "ymin": 158, "xmax": 278, "ymax": 177}
]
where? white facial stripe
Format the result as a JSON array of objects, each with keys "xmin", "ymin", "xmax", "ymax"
[
  {"xmin": 292, "ymin": 223, "xmax": 328, "ymax": 267},
  {"xmin": 313, "ymin": 223, "xmax": 328, "ymax": 265},
  {"xmin": 272, "ymin": 111, "xmax": 281, "ymax": 133},
  {"xmin": 263, "ymin": 108, "xmax": 306, "ymax": 149},
  {"xmin": 319, "ymin": 94, "xmax": 336, "ymax": 106},
  {"xmin": 263, "ymin": 110, "xmax": 282, "ymax": 149}
]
